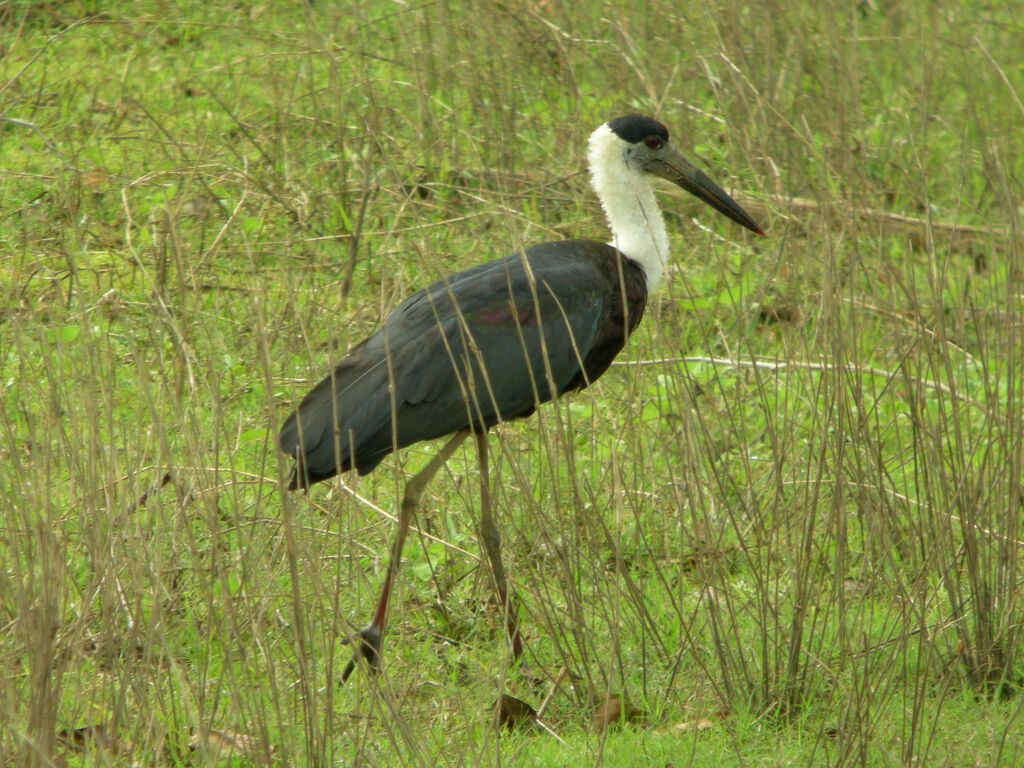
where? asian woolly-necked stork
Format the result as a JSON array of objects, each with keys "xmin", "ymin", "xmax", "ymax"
[{"xmin": 279, "ymin": 114, "xmax": 764, "ymax": 681}]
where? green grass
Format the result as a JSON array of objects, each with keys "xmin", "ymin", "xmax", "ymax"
[{"xmin": 2, "ymin": 0, "xmax": 1023, "ymax": 765}]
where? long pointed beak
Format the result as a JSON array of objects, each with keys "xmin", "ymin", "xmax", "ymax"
[{"xmin": 651, "ymin": 148, "xmax": 765, "ymax": 236}]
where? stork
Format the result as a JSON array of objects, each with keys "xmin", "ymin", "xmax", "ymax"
[{"xmin": 279, "ymin": 114, "xmax": 764, "ymax": 681}]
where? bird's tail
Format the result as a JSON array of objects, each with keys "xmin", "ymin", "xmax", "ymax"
[{"xmin": 279, "ymin": 355, "xmax": 391, "ymax": 488}]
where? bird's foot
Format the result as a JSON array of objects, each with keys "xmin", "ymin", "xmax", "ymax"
[{"xmin": 341, "ymin": 624, "xmax": 383, "ymax": 682}]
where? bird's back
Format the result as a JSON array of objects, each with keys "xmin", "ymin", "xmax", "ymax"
[{"xmin": 280, "ymin": 240, "xmax": 647, "ymax": 488}]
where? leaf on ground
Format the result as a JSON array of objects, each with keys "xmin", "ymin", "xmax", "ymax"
[
  {"xmin": 591, "ymin": 693, "xmax": 647, "ymax": 731},
  {"xmin": 671, "ymin": 718, "xmax": 714, "ymax": 733},
  {"xmin": 189, "ymin": 728, "xmax": 272, "ymax": 764},
  {"xmin": 494, "ymin": 694, "xmax": 538, "ymax": 731},
  {"xmin": 57, "ymin": 724, "xmax": 134, "ymax": 755}
]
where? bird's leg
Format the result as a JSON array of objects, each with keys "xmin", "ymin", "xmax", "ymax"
[
  {"xmin": 475, "ymin": 431, "xmax": 524, "ymax": 664},
  {"xmin": 341, "ymin": 430, "xmax": 470, "ymax": 682}
]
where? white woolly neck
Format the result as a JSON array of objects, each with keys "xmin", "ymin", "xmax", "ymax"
[{"xmin": 586, "ymin": 123, "xmax": 669, "ymax": 293}]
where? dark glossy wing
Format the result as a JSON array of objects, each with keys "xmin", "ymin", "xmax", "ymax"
[{"xmin": 279, "ymin": 240, "xmax": 647, "ymax": 487}]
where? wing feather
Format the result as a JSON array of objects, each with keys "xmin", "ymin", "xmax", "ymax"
[{"xmin": 280, "ymin": 240, "xmax": 646, "ymax": 487}]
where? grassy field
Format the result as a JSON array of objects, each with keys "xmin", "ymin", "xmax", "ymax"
[{"xmin": 2, "ymin": 1, "xmax": 1022, "ymax": 765}]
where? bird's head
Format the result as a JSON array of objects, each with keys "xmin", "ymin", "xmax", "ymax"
[{"xmin": 595, "ymin": 114, "xmax": 765, "ymax": 236}]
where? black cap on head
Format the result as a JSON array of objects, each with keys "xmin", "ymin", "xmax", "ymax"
[{"xmin": 607, "ymin": 114, "xmax": 669, "ymax": 144}]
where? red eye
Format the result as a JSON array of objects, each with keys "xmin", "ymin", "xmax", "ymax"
[{"xmin": 644, "ymin": 135, "xmax": 662, "ymax": 149}]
